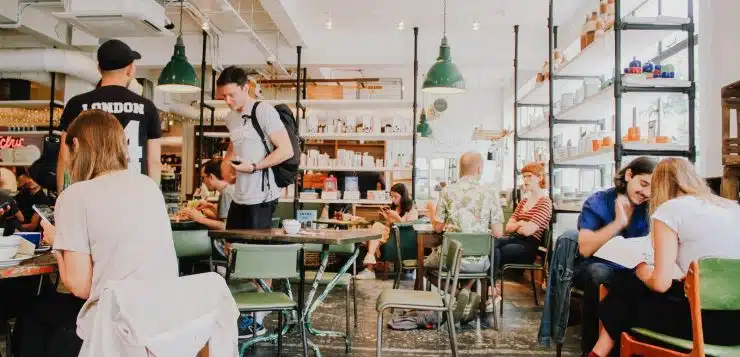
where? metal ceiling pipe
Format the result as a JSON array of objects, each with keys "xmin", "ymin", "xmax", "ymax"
[{"xmin": 214, "ymin": 0, "xmax": 288, "ymax": 76}]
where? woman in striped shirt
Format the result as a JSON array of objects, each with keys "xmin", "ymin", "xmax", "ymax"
[{"xmin": 495, "ymin": 162, "xmax": 553, "ymax": 271}]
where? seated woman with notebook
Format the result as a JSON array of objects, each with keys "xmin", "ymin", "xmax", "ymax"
[{"xmin": 589, "ymin": 158, "xmax": 740, "ymax": 357}]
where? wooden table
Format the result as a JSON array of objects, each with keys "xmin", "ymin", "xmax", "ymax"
[
  {"xmin": 209, "ymin": 228, "xmax": 381, "ymax": 357},
  {"xmin": 0, "ymin": 253, "xmax": 57, "ymax": 279},
  {"xmin": 210, "ymin": 228, "xmax": 379, "ymax": 246},
  {"xmin": 313, "ymin": 218, "xmax": 371, "ymax": 229},
  {"xmin": 413, "ymin": 224, "xmax": 442, "ymax": 290}
]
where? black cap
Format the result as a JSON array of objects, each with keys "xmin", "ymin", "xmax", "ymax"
[{"xmin": 97, "ymin": 39, "xmax": 142, "ymax": 71}]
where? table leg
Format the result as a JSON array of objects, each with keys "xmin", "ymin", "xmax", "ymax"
[
  {"xmin": 416, "ymin": 233, "xmax": 425, "ymax": 290},
  {"xmin": 304, "ymin": 244, "xmax": 359, "ymax": 351}
]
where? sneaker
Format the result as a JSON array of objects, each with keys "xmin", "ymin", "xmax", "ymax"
[
  {"xmin": 355, "ymin": 268, "xmax": 376, "ymax": 280},
  {"xmin": 485, "ymin": 296, "xmax": 502, "ymax": 313},
  {"xmin": 238, "ymin": 315, "xmax": 266, "ymax": 338},
  {"xmin": 462, "ymin": 292, "xmax": 481, "ymax": 323},
  {"xmin": 453, "ymin": 289, "xmax": 470, "ymax": 323}
]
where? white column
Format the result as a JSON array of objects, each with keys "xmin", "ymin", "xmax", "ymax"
[
  {"xmin": 63, "ymin": 76, "xmax": 94, "ymax": 104},
  {"xmin": 698, "ymin": 0, "xmax": 740, "ymax": 177}
]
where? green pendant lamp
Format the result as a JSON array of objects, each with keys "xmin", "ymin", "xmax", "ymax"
[
  {"xmin": 422, "ymin": 0, "xmax": 465, "ymax": 94},
  {"xmin": 417, "ymin": 111, "xmax": 433, "ymax": 137},
  {"xmin": 157, "ymin": 1, "xmax": 200, "ymax": 93}
]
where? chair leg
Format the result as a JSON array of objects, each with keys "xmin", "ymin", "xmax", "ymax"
[
  {"xmin": 556, "ymin": 343, "xmax": 562, "ymax": 357},
  {"xmin": 277, "ymin": 310, "xmax": 283, "ymax": 357},
  {"xmin": 297, "ymin": 308, "xmax": 308, "ymax": 357},
  {"xmin": 445, "ymin": 310, "xmax": 459, "ymax": 357},
  {"xmin": 352, "ymin": 278, "xmax": 358, "ymax": 329},
  {"xmin": 376, "ymin": 309, "xmax": 384, "ymax": 357},
  {"xmin": 393, "ymin": 265, "xmax": 402, "ymax": 289},
  {"xmin": 345, "ymin": 285, "xmax": 351, "ymax": 352},
  {"xmin": 530, "ymin": 270, "xmax": 539, "ymax": 306},
  {"xmin": 499, "ymin": 269, "xmax": 505, "ymax": 317}
]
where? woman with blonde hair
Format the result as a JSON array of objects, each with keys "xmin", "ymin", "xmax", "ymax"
[
  {"xmin": 25, "ymin": 109, "xmax": 178, "ymax": 355},
  {"xmin": 589, "ymin": 158, "xmax": 740, "ymax": 357}
]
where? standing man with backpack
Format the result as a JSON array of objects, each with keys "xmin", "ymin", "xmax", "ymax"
[{"xmin": 216, "ymin": 66, "xmax": 298, "ymax": 230}]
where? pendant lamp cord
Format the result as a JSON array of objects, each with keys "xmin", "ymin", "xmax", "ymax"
[
  {"xmin": 179, "ymin": 0, "xmax": 184, "ymax": 36},
  {"xmin": 443, "ymin": 0, "xmax": 447, "ymax": 36}
]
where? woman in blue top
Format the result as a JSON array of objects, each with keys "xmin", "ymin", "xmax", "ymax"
[{"xmin": 570, "ymin": 156, "xmax": 657, "ymax": 354}]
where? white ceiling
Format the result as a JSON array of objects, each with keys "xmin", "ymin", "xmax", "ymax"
[{"xmin": 0, "ymin": 0, "xmax": 595, "ymax": 88}]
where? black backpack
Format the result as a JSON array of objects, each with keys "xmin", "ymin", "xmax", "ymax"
[{"xmin": 249, "ymin": 101, "xmax": 301, "ymax": 188}]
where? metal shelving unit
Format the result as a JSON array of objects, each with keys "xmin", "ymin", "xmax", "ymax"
[{"xmin": 534, "ymin": 0, "xmax": 697, "ymax": 216}]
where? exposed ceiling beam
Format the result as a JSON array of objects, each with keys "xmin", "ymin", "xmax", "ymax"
[{"xmin": 259, "ymin": 0, "xmax": 304, "ymax": 47}]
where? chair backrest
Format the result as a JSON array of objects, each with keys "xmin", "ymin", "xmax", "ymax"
[
  {"xmin": 227, "ymin": 243, "xmax": 302, "ymax": 281},
  {"xmin": 441, "ymin": 239, "xmax": 464, "ymax": 307},
  {"xmin": 381, "ymin": 221, "xmax": 423, "ymax": 262},
  {"xmin": 442, "ymin": 232, "xmax": 492, "ymax": 256},
  {"xmin": 172, "ymin": 230, "xmax": 212, "ymax": 258},
  {"xmin": 697, "ymin": 258, "xmax": 740, "ymax": 310}
]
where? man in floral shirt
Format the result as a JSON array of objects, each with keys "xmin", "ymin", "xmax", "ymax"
[
  {"xmin": 431, "ymin": 152, "xmax": 504, "ymax": 323},
  {"xmin": 433, "ymin": 152, "xmax": 504, "ymax": 236}
]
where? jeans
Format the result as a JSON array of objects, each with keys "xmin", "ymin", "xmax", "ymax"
[
  {"xmin": 493, "ymin": 234, "xmax": 540, "ymax": 270},
  {"xmin": 573, "ymin": 257, "xmax": 625, "ymax": 353},
  {"xmin": 537, "ymin": 230, "xmax": 579, "ymax": 347}
]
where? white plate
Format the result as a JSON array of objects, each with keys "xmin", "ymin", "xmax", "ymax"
[
  {"xmin": 35, "ymin": 246, "xmax": 51, "ymax": 253},
  {"xmin": 0, "ymin": 254, "xmax": 36, "ymax": 268}
]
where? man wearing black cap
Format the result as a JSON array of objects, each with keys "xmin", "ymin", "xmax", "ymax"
[{"xmin": 56, "ymin": 39, "xmax": 162, "ymax": 192}]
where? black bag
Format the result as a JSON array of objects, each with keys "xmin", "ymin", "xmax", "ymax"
[
  {"xmin": 249, "ymin": 101, "xmax": 301, "ymax": 188},
  {"xmin": 29, "ymin": 134, "xmax": 61, "ymax": 194}
]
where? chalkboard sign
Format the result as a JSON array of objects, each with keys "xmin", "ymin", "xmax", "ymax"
[{"xmin": 296, "ymin": 210, "xmax": 317, "ymax": 224}]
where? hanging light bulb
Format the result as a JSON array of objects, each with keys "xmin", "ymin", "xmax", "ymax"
[
  {"xmin": 397, "ymin": 21, "xmax": 405, "ymax": 31},
  {"xmin": 472, "ymin": 20, "xmax": 480, "ymax": 31},
  {"xmin": 325, "ymin": 18, "xmax": 333, "ymax": 30}
]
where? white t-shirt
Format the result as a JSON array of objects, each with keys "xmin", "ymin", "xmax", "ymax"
[
  {"xmin": 651, "ymin": 195, "xmax": 740, "ymax": 273},
  {"xmin": 53, "ymin": 170, "xmax": 178, "ymax": 339},
  {"xmin": 225, "ymin": 100, "xmax": 285, "ymax": 205}
]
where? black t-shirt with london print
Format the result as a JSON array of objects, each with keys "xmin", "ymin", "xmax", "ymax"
[{"xmin": 59, "ymin": 85, "xmax": 162, "ymax": 175}]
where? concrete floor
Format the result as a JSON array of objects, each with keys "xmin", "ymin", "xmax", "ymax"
[
  {"xmin": 247, "ymin": 275, "xmax": 583, "ymax": 357},
  {"xmin": 0, "ymin": 275, "xmax": 583, "ymax": 357}
]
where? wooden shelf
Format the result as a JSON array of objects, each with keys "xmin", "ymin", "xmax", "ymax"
[
  {"xmin": 301, "ymin": 166, "xmax": 412, "ymax": 172},
  {"xmin": 0, "ymin": 100, "xmax": 64, "ymax": 109},
  {"xmin": 298, "ymin": 198, "xmax": 391, "ymax": 205},
  {"xmin": 301, "ymin": 133, "xmax": 412, "ymax": 141}
]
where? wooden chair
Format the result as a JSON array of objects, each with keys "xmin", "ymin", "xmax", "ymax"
[{"xmin": 620, "ymin": 258, "xmax": 740, "ymax": 357}]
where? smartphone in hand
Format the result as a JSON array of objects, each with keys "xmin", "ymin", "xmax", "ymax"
[{"xmin": 33, "ymin": 204, "xmax": 55, "ymax": 225}]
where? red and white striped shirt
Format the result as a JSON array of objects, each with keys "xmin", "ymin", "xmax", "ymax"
[{"xmin": 512, "ymin": 196, "xmax": 553, "ymax": 240}]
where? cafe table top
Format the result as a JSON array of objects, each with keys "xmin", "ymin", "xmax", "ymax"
[
  {"xmin": 413, "ymin": 223, "xmax": 435, "ymax": 234},
  {"xmin": 209, "ymin": 228, "xmax": 381, "ymax": 245},
  {"xmin": 0, "ymin": 253, "xmax": 57, "ymax": 279},
  {"xmin": 313, "ymin": 218, "xmax": 371, "ymax": 226}
]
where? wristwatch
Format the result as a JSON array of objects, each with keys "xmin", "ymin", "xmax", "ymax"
[{"xmin": 251, "ymin": 163, "xmax": 258, "ymax": 172}]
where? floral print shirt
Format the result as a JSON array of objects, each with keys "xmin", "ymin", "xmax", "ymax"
[{"xmin": 434, "ymin": 176, "xmax": 504, "ymax": 233}]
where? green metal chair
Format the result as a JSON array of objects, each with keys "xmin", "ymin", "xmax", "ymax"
[
  {"xmin": 620, "ymin": 258, "xmax": 740, "ymax": 357},
  {"xmin": 380, "ymin": 221, "xmax": 423, "ymax": 289},
  {"xmin": 288, "ymin": 242, "xmax": 357, "ymax": 352},
  {"xmin": 427, "ymin": 232, "xmax": 498, "ymax": 329},
  {"xmin": 172, "ymin": 230, "xmax": 213, "ymax": 274},
  {"xmin": 499, "ymin": 228, "xmax": 553, "ymax": 316},
  {"xmin": 376, "ymin": 239, "xmax": 463, "ymax": 357},
  {"xmin": 226, "ymin": 243, "xmax": 308, "ymax": 357}
]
